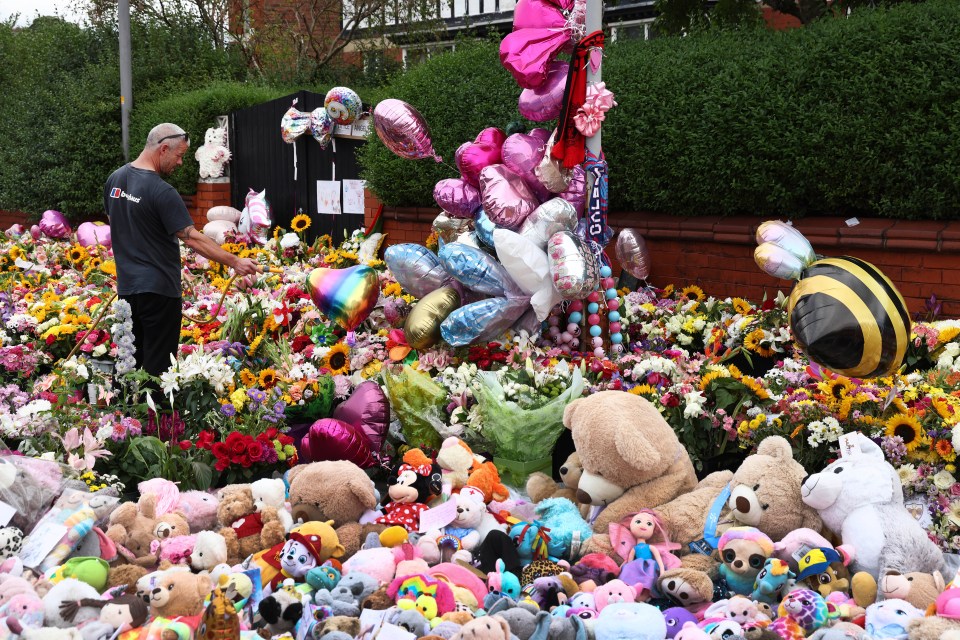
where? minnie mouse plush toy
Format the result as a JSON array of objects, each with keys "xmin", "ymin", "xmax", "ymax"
[{"xmin": 376, "ymin": 449, "xmax": 442, "ymax": 533}]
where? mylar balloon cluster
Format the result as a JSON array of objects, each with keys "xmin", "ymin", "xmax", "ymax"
[
  {"xmin": 754, "ymin": 221, "xmax": 911, "ymax": 378},
  {"xmin": 202, "ymin": 189, "xmax": 272, "ymax": 245},
  {"xmin": 281, "ymin": 101, "xmax": 334, "ymax": 149},
  {"xmin": 500, "ymin": 0, "xmax": 581, "ymax": 90},
  {"xmin": 301, "ymin": 381, "xmax": 388, "ymax": 468}
]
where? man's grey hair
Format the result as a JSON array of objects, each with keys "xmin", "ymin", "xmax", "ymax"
[{"xmin": 145, "ymin": 123, "xmax": 187, "ymax": 148}]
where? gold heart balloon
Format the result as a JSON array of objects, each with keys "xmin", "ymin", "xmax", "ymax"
[{"xmin": 404, "ymin": 286, "xmax": 462, "ymax": 350}]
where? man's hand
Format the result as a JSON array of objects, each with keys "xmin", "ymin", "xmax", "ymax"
[{"xmin": 232, "ymin": 257, "xmax": 261, "ymax": 277}]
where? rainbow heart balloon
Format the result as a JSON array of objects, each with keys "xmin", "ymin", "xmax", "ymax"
[{"xmin": 307, "ymin": 265, "xmax": 380, "ymax": 331}]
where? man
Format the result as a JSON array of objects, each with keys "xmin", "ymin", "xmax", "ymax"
[{"xmin": 104, "ymin": 123, "xmax": 259, "ymax": 377}]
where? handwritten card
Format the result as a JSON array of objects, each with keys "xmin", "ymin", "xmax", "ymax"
[
  {"xmin": 317, "ymin": 180, "xmax": 341, "ymax": 215},
  {"xmin": 418, "ymin": 499, "xmax": 458, "ymax": 533},
  {"xmin": 343, "ymin": 179, "xmax": 366, "ymax": 215}
]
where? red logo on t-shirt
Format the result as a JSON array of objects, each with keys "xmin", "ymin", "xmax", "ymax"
[{"xmin": 110, "ymin": 188, "xmax": 122, "ymax": 198}]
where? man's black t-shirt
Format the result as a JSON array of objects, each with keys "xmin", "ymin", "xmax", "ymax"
[{"xmin": 103, "ymin": 164, "xmax": 193, "ymax": 298}]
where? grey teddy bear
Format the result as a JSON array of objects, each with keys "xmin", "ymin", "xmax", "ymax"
[{"xmin": 314, "ymin": 572, "xmax": 379, "ymax": 617}]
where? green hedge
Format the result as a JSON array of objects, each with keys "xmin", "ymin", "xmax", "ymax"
[
  {"xmin": 357, "ymin": 39, "xmax": 527, "ymax": 207},
  {"xmin": 360, "ymin": 0, "xmax": 960, "ymax": 219}
]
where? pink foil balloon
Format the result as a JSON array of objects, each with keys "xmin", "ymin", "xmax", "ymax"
[
  {"xmin": 29, "ymin": 225, "xmax": 41, "ymax": 241},
  {"xmin": 501, "ymin": 133, "xmax": 551, "ymax": 203},
  {"xmin": 434, "ymin": 179, "xmax": 482, "ymax": 219},
  {"xmin": 373, "ymin": 99, "xmax": 441, "ymax": 162},
  {"xmin": 76, "ymin": 221, "xmax": 112, "ymax": 248},
  {"xmin": 500, "ymin": 28, "xmax": 573, "ymax": 89},
  {"xmin": 519, "ymin": 61, "xmax": 568, "ymax": 122},
  {"xmin": 615, "ymin": 228, "xmax": 652, "ymax": 280},
  {"xmin": 39, "ymin": 210, "xmax": 71, "ymax": 239},
  {"xmin": 530, "ymin": 128, "xmax": 551, "ymax": 144},
  {"xmin": 475, "ymin": 127, "xmax": 507, "ymax": 149},
  {"xmin": 514, "ymin": 0, "xmax": 566, "ymax": 30},
  {"xmin": 479, "ymin": 164, "xmax": 539, "ymax": 229},
  {"xmin": 302, "ymin": 418, "xmax": 375, "ymax": 468},
  {"xmin": 558, "ymin": 166, "xmax": 586, "ymax": 214},
  {"xmin": 455, "ymin": 140, "xmax": 503, "ymax": 188},
  {"xmin": 333, "ymin": 381, "xmax": 389, "ymax": 455}
]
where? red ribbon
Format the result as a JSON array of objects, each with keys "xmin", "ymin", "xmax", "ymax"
[{"xmin": 551, "ymin": 30, "xmax": 605, "ymax": 169}]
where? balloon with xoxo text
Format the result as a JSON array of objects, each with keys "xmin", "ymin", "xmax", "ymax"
[{"xmin": 548, "ymin": 230, "xmax": 600, "ymax": 300}]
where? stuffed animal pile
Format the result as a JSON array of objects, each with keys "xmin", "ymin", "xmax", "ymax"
[{"xmin": 0, "ymin": 389, "xmax": 950, "ymax": 639}]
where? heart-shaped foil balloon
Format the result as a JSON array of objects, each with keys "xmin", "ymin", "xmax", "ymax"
[
  {"xmin": 519, "ymin": 61, "xmax": 569, "ymax": 122},
  {"xmin": 76, "ymin": 221, "xmax": 112, "ymax": 248},
  {"xmin": 307, "ymin": 265, "xmax": 380, "ymax": 331},
  {"xmin": 502, "ymin": 133, "xmax": 551, "ymax": 203},
  {"xmin": 479, "ymin": 164, "xmax": 539, "ymax": 229},
  {"xmin": 332, "ymin": 381, "xmax": 389, "ymax": 455},
  {"xmin": 433, "ymin": 179, "xmax": 482, "ymax": 219},
  {"xmin": 302, "ymin": 418, "xmax": 375, "ymax": 467},
  {"xmin": 39, "ymin": 210, "xmax": 71, "ymax": 239}
]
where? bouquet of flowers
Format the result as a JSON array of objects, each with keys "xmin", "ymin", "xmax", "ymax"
[{"xmin": 381, "ymin": 364, "xmax": 449, "ymax": 451}]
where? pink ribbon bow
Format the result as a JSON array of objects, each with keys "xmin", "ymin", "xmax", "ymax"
[{"xmin": 573, "ymin": 82, "xmax": 618, "ymax": 138}]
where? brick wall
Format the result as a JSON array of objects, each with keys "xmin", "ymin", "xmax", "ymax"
[
  {"xmin": 189, "ymin": 182, "xmax": 232, "ymax": 228},
  {"xmin": 363, "ymin": 194, "xmax": 960, "ymax": 318}
]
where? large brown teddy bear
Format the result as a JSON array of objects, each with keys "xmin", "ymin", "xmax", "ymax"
[
  {"xmin": 287, "ymin": 460, "xmax": 384, "ymax": 559},
  {"xmin": 566, "ymin": 391, "xmax": 699, "ymax": 555},
  {"xmin": 217, "ymin": 485, "xmax": 286, "ymax": 566},
  {"xmin": 654, "ymin": 435, "xmax": 823, "ymax": 549},
  {"xmin": 106, "ymin": 494, "xmax": 190, "ymax": 567},
  {"xmin": 147, "ymin": 570, "xmax": 214, "ymax": 618}
]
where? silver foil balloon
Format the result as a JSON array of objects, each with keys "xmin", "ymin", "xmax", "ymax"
[
  {"xmin": 519, "ymin": 198, "xmax": 577, "ymax": 249},
  {"xmin": 754, "ymin": 242, "xmax": 806, "ymax": 280},
  {"xmin": 439, "ymin": 242, "xmax": 518, "ymax": 297},
  {"xmin": 433, "ymin": 213, "xmax": 474, "ymax": 243},
  {"xmin": 456, "ymin": 231, "xmax": 482, "ymax": 249},
  {"xmin": 479, "ymin": 164, "xmax": 539, "ymax": 229},
  {"xmin": 547, "ymin": 230, "xmax": 600, "ymax": 300},
  {"xmin": 384, "ymin": 243, "xmax": 455, "ymax": 299},
  {"xmin": 615, "ymin": 228, "xmax": 652, "ymax": 280},
  {"xmin": 755, "ymin": 220, "xmax": 816, "ymax": 268}
]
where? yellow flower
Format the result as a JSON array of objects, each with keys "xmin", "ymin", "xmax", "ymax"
[
  {"xmin": 291, "ymin": 214, "xmax": 312, "ymax": 233},
  {"xmin": 383, "ymin": 282, "xmax": 403, "ymax": 297},
  {"xmin": 727, "ymin": 364, "xmax": 743, "ymax": 379},
  {"xmin": 230, "ymin": 388, "xmax": 247, "ymax": 410},
  {"xmin": 741, "ymin": 376, "xmax": 770, "ymax": 400},
  {"xmin": 258, "ymin": 369, "xmax": 278, "ymax": 389},
  {"xmin": 362, "ymin": 360, "xmax": 383, "ymax": 379},
  {"xmin": 680, "ymin": 285, "xmax": 704, "ymax": 302},
  {"xmin": 8, "ymin": 246, "xmax": 23, "ymax": 261},
  {"xmin": 263, "ymin": 315, "xmax": 280, "ymax": 333},
  {"xmin": 661, "ymin": 284, "xmax": 675, "ymax": 298},
  {"xmin": 884, "ymin": 413, "xmax": 924, "ymax": 452},
  {"xmin": 248, "ymin": 334, "xmax": 264, "ymax": 356},
  {"xmin": 100, "ymin": 260, "xmax": 117, "ymax": 276},
  {"xmin": 67, "ymin": 244, "xmax": 88, "ymax": 263},
  {"xmin": 731, "ymin": 298, "xmax": 751, "ymax": 315},
  {"xmin": 239, "ymin": 369, "xmax": 257, "ymax": 387},
  {"xmin": 322, "ymin": 342, "xmax": 351, "ymax": 376},
  {"xmin": 939, "ymin": 327, "xmax": 960, "ymax": 345},
  {"xmin": 629, "ymin": 384, "xmax": 655, "ymax": 396},
  {"xmin": 936, "ymin": 439, "xmax": 957, "ymax": 462},
  {"xmin": 818, "ymin": 377, "xmax": 855, "ymax": 402},
  {"xmin": 699, "ymin": 370, "xmax": 727, "ymax": 391}
]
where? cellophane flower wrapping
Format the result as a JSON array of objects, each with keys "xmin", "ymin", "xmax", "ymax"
[
  {"xmin": 381, "ymin": 365, "xmax": 446, "ymax": 450},
  {"xmin": 474, "ymin": 367, "xmax": 583, "ymax": 462}
]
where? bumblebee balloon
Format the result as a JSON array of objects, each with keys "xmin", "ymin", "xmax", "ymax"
[{"xmin": 788, "ymin": 256, "xmax": 910, "ymax": 378}]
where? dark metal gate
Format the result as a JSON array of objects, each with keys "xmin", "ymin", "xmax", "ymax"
[{"xmin": 229, "ymin": 90, "xmax": 367, "ymax": 243}]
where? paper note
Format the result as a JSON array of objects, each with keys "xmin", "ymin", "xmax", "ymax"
[
  {"xmin": 845, "ymin": 217, "xmax": 860, "ymax": 227},
  {"xmin": 317, "ymin": 180, "xmax": 341, "ymax": 215},
  {"xmin": 352, "ymin": 115, "xmax": 372, "ymax": 139},
  {"xmin": 343, "ymin": 179, "xmax": 366, "ymax": 215},
  {"xmin": 0, "ymin": 501, "xmax": 15, "ymax": 527},
  {"xmin": 418, "ymin": 499, "xmax": 458, "ymax": 533},
  {"xmin": 838, "ymin": 432, "xmax": 863, "ymax": 458},
  {"xmin": 20, "ymin": 523, "xmax": 68, "ymax": 568},
  {"xmin": 377, "ymin": 623, "xmax": 417, "ymax": 640}
]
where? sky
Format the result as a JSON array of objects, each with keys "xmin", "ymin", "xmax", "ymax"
[{"xmin": 0, "ymin": 0, "xmax": 87, "ymax": 26}]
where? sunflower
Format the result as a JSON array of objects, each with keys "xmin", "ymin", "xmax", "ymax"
[
  {"xmin": 323, "ymin": 342, "xmax": 351, "ymax": 375},
  {"xmin": 248, "ymin": 334, "xmax": 264, "ymax": 356},
  {"xmin": 8, "ymin": 246, "xmax": 23, "ymax": 261},
  {"xmin": 661, "ymin": 284, "xmax": 674, "ymax": 298},
  {"xmin": 67, "ymin": 245, "xmax": 88, "ymax": 264},
  {"xmin": 936, "ymin": 439, "xmax": 957, "ymax": 462},
  {"xmin": 699, "ymin": 370, "xmax": 726, "ymax": 391},
  {"xmin": 239, "ymin": 369, "xmax": 257, "ymax": 387},
  {"xmin": 100, "ymin": 260, "xmax": 117, "ymax": 276},
  {"xmin": 740, "ymin": 376, "xmax": 770, "ymax": 400},
  {"xmin": 818, "ymin": 377, "xmax": 855, "ymax": 402},
  {"xmin": 743, "ymin": 329, "xmax": 764, "ymax": 353},
  {"xmin": 629, "ymin": 384, "xmax": 656, "ymax": 396},
  {"xmin": 290, "ymin": 214, "xmax": 312, "ymax": 233},
  {"xmin": 680, "ymin": 285, "xmax": 705, "ymax": 302},
  {"xmin": 259, "ymin": 368, "xmax": 278, "ymax": 389},
  {"xmin": 940, "ymin": 326, "xmax": 960, "ymax": 345},
  {"xmin": 731, "ymin": 298, "xmax": 752, "ymax": 315},
  {"xmin": 884, "ymin": 413, "xmax": 924, "ymax": 452},
  {"xmin": 383, "ymin": 282, "xmax": 403, "ymax": 297}
]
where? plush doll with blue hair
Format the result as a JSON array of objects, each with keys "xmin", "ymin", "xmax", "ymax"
[{"xmin": 532, "ymin": 498, "xmax": 594, "ymax": 561}]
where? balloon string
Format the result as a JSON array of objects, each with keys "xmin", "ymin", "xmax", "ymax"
[{"xmin": 293, "ymin": 144, "xmax": 298, "ymax": 181}]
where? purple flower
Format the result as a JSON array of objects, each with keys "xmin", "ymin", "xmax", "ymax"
[
  {"xmin": 273, "ymin": 401, "xmax": 286, "ymax": 415},
  {"xmin": 247, "ymin": 388, "xmax": 267, "ymax": 404},
  {"xmin": 220, "ymin": 403, "xmax": 236, "ymax": 417}
]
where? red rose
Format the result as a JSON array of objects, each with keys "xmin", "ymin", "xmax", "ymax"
[
  {"xmin": 226, "ymin": 432, "xmax": 247, "ymax": 457},
  {"xmin": 214, "ymin": 458, "xmax": 230, "ymax": 472},
  {"xmin": 291, "ymin": 335, "xmax": 313, "ymax": 353},
  {"xmin": 661, "ymin": 393, "xmax": 680, "ymax": 408},
  {"xmin": 46, "ymin": 335, "xmax": 56, "ymax": 345},
  {"xmin": 178, "ymin": 440, "xmax": 192, "ymax": 451},
  {"xmin": 211, "ymin": 442, "xmax": 229, "ymax": 460},
  {"xmin": 265, "ymin": 427, "xmax": 279, "ymax": 440},
  {"xmin": 239, "ymin": 453, "xmax": 252, "ymax": 468},
  {"xmin": 197, "ymin": 431, "xmax": 215, "ymax": 450},
  {"xmin": 247, "ymin": 442, "xmax": 265, "ymax": 463}
]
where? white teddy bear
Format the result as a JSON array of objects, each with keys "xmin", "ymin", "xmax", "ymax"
[
  {"xmin": 195, "ymin": 126, "xmax": 231, "ymax": 179},
  {"xmin": 800, "ymin": 432, "xmax": 943, "ymax": 578}
]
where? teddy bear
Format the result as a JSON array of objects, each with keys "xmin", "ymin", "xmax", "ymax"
[
  {"xmin": 801, "ymin": 432, "xmax": 944, "ymax": 578},
  {"xmin": 421, "ymin": 486, "xmax": 486, "ymax": 563},
  {"xmin": 878, "ymin": 569, "xmax": 944, "ymax": 610},
  {"xmin": 645, "ymin": 436, "xmax": 823, "ymax": 560},
  {"xmin": 105, "ymin": 494, "xmax": 190, "ymax": 567},
  {"xmin": 287, "ymin": 460, "xmax": 383, "ymax": 559},
  {"xmin": 526, "ymin": 452, "xmax": 590, "ymax": 518},
  {"xmin": 137, "ymin": 570, "xmax": 214, "ymax": 639},
  {"xmin": 436, "ymin": 437, "xmax": 483, "ymax": 491},
  {"xmin": 657, "ymin": 568, "xmax": 715, "ymax": 617},
  {"xmin": 563, "ymin": 392, "xmax": 698, "ymax": 556},
  {"xmin": 594, "ymin": 579, "xmax": 637, "ymax": 613},
  {"xmin": 176, "ymin": 491, "xmax": 220, "ymax": 533},
  {"xmin": 216, "ymin": 485, "xmax": 286, "ymax": 566},
  {"xmin": 251, "ymin": 477, "xmax": 294, "ymax": 532},
  {"xmin": 195, "ymin": 126, "xmax": 231, "ymax": 179},
  {"xmin": 452, "ymin": 615, "xmax": 513, "ymax": 640},
  {"xmin": 189, "ymin": 530, "xmax": 228, "ymax": 574}
]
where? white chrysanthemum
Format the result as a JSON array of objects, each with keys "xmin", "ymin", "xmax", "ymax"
[
  {"xmin": 898, "ymin": 464, "xmax": 918, "ymax": 486},
  {"xmin": 280, "ymin": 233, "xmax": 301, "ymax": 249}
]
